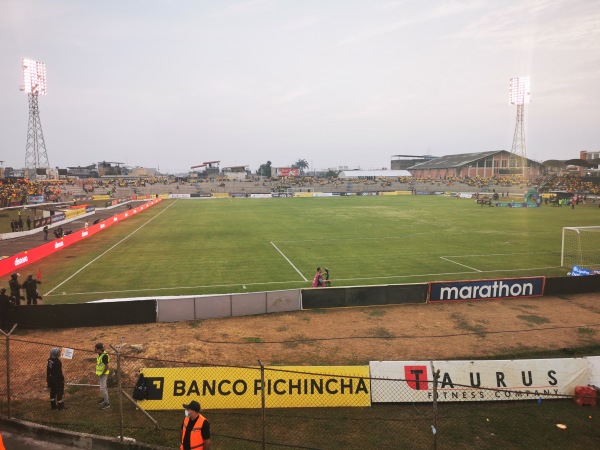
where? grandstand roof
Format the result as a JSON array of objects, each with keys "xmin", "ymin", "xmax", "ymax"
[
  {"xmin": 542, "ymin": 159, "xmax": 591, "ymax": 168},
  {"xmin": 338, "ymin": 170, "xmax": 412, "ymax": 178},
  {"xmin": 408, "ymin": 151, "xmax": 502, "ymax": 169}
]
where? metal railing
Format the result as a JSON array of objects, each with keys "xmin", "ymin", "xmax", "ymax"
[{"xmin": 0, "ymin": 330, "xmax": 597, "ymax": 449}]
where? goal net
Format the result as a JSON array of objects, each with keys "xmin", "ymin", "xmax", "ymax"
[{"xmin": 561, "ymin": 226, "xmax": 600, "ymax": 269}]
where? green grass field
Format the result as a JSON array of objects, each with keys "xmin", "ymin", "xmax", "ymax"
[{"xmin": 39, "ymin": 196, "xmax": 599, "ymax": 303}]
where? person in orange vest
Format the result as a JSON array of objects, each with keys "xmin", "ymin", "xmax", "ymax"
[
  {"xmin": 0, "ymin": 430, "xmax": 5, "ymax": 450},
  {"xmin": 181, "ymin": 400, "xmax": 211, "ymax": 450}
]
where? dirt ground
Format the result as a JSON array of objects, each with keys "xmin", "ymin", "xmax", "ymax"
[{"xmin": 14, "ymin": 292, "xmax": 600, "ymax": 366}]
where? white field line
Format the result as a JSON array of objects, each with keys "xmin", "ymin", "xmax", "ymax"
[
  {"xmin": 441, "ymin": 251, "xmax": 556, "ymax": 258},
  {"xmin": 271, "ymin": 233, "xmax": 557, "ymax": 245},
  {"xmin": 46, "ymin": 200, "xmax": 177, "ymax": 295},
  {"xmin": 439, "ymin": 256, "xmax": 481, "ymax": 272},
  {"xmin": 45, "ymin": 266, "xmax": 561, "ymax": 297},
  {"xmin": 270, "ymin": 242, "xmax": 308, "ymax": 281}
]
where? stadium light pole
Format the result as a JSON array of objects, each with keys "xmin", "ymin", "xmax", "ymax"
[
  {"xmin": 21, "ymin": 58, "xmax": 50, "ymax": 178},
  {"xmin": 509, "ymin": 76, "xmax": 531, "ymax": 178}
]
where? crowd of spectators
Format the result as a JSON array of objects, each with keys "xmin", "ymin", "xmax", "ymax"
[
  {"xmin": 262, "ymin": 174, "xmax": 540, "ymax": 193},
  {"xmin": 534, "ymin": 174, "xmax": 600, "ymax": 195},
  {"xmin": 2, "ymin": 174, "xmax": 599, "ymax": 208},
  {"xmin": 0, "ymin": 179, "xmax": 74, "ymax": 208}
]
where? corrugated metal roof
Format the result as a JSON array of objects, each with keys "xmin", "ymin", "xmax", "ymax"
[
  {"xmin": 338, "ymin": 170, "xmax": 412, "ymax": 178},
  {"xmin": 409, "ymin": 151, "xmax": 506, "ymax": 169}
]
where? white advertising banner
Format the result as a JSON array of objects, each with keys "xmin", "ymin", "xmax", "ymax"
[
  {"xmin": 587, "ymin": 356, "xmax": 600, "ymax": 387},
  {"xmin": 370, "ymin": 359, "xmax": 590, "ymax": 403},
  {"xmin": 250, "ymin": 194, "xmax": 272, "ymax": 199}
]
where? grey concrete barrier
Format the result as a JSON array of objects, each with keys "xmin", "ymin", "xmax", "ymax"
[
  {"xmin": 156, "ymin": 297, "xmax": 195, "ymax": 322},
  {"xmin": 0, "ymin": 416, "xmax": 170, "ymax": 449},
  {"xmin": 156, "ymin": 289, "xmax": 302, "ymax": 322},
  {"xmin": 232, "ymin": 292, "xmax": 267, "ymax": 316},
  {"xmin": 267, "ymin": 289, "xmax": 301, "ymax": 313},
  {"xmin": 195, "ymin": 295, "xmax": 232, "ymax": 319}
]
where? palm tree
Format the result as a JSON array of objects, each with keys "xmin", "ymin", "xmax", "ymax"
[{"xmin": 291, "ymin": 159, "xmax": 309, "ymax": 175}]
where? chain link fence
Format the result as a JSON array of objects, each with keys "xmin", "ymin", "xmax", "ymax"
[{"xmin": 0, "ymin": 333, "xmax": 598, "ymax": 449}]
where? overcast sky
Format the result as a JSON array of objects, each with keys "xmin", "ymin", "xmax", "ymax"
[{"xmin": 1, "ymin": 0, "xmax": 598, "ymax": 174}]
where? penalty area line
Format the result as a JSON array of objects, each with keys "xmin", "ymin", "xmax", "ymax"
[
  {"xmin": 270, "ymin": 242, "xmax": 307, "ymax": 281},
  {"xmin": 46, "ymin": 200, "xmax": 178, "ymax": 295},
  {"xmin": 439, "ymin": 256, "xmax": 481, "ymax": 272}
]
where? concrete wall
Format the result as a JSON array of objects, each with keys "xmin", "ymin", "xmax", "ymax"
[{"xmin": 157, "ymin": 290, "xmax": 301, "ymax": 322}]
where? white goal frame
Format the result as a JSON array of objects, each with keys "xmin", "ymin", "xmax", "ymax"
[{"xmin": 561, "ymin": 226, "xmax": 600, "ymax": 268}]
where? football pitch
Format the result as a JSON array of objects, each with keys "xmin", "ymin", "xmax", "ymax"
[{"xmin": 39, "ymin": 196, "xmax": 598, "ymax": 303}]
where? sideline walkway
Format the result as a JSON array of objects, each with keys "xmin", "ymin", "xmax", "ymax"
[{"xmin": 0, "ymin": 202, "xmax": 143, "ymax": 266}]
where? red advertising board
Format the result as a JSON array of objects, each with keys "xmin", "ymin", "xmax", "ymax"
[
  {"xmin": 0, "ymin": 199, "xmax": 162, "ymax": 277},
  {"xmin": 277, "ymin": 168, "xmax": 300, "ymax": 177}
]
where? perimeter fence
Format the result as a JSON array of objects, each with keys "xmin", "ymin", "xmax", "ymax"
[{"xmin": 0, "ymin": 334, "xmax": 598, "ymax": 449}]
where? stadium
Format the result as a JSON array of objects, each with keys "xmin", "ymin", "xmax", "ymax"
[
  {"xmin": 1, "ymin": 3, "xmax": 600, "ymax": 447},
  {"xmin": 1, "ymin": 171, "xmax": 600, "ymax": 449}
]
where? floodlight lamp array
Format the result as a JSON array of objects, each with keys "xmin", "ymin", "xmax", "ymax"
[
  {"xmin": 22, "ymin": 58, "xmax": 47, "ymax": 95},
  {"xmin": 509, "ymin": 76, "xmax": 530, "ymax": 105}
]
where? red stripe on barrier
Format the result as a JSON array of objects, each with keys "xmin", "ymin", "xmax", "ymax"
[{"xmin": 0, "ymin": 198, "xmax": 162, "ymax": 277}]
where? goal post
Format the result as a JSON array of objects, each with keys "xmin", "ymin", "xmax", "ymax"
[{"xmin": 561, "ymin": 226, "xmax": 600, "ymax": 268}]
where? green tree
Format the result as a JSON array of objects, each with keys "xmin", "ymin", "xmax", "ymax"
[
  {"xmin": 325, "ymin": 170, "xmax": 339, "ymax": 178},
  {"xmin": 291, "ymin": 158, "xmax": 309, "ymax": 174},
  {"xmin": 257, "ymin": 161, "xmax": 272, "ymax": 177}
]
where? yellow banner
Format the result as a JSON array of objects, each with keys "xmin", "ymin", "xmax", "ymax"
[
  {"xmin": 212, "ymin": 193, "xmax": 230, "ymax": 198},
  {"xmin": 380, "ymin": 191, "xmax": 412, "ymax": 196},
  {"xmin": 138, "ymin": 366, "xmax": 371, "ymax": 410},
  {"xmin": 92, "ymin": 195, "xmax": 111, "ymax": 200},
  {"xmin": 63, "ymin": 208, "xmax": 86, "ymax": 219},
  {"xmin": 293, "ymin": 193, "xmax": 313, "ymax": 198}
]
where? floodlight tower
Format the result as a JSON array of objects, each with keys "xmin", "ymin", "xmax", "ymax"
[
  {"xmin": 509, "ymin": 76, "xmax": 531, "ymax": 178},
  {"xmin": 21, "ymin": 58, "xmax": 50, "ymax": 175}
]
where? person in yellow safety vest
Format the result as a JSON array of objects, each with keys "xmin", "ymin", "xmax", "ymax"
[
  {"xmin": 95, "ymin": 343, "xmax": 110, "ymax": 410},
  {"xmin": 181, "ymin": 400, "xmax": 211, "ymax": 450}
]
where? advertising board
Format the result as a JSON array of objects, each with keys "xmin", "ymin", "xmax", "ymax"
[
  {"xmin": 28, "ymin": 195, "xmax": 45, "ymax": 204},
  {"xmin": 277, "ymin": 168, "xmax": 300, "ymax": 177},
  {"xmin": 370, "ymin": 359, "xmax": 589, "ymax": 402},
  {"xmin": 429, "ymin": 277, "xmax": 545, "ymax": 302},
  {"xmin": 138, "ymin": 366, "xmax": 371, "ymax": 410}
]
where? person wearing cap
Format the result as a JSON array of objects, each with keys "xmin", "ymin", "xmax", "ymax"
[
  {"xmin": 8, "ymin": 273, "xmax": 23, "ymax": 306},
  {"xmin": 47, "ymin": 347, "xmax": 65, "ymax": 410},
  {"xmin": 95, "ymin": 343, "xmax": 110, "ymax": 410},
  {"xmin": 181, "ymin": 400, "xmax": 211, "ymax": 450},
  {"xmin": 0, "ymin": 288, "xmax": 12, "ymax": 332}
]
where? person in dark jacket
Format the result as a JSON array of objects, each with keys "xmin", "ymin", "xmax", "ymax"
[
  {"xmin": 0, "ymin": 288, "xmax": 12, "ymax": 332},
  {"xmin": 8, "ymin": 273, "xmax": 23, "ymax": 306},
  {"xmin": 22, "ymin": 274, "xmax": 42, "ymax": 305},
  {"xmin": 47, "ymin": 347, "xmax": 65, "ymax": 410}
]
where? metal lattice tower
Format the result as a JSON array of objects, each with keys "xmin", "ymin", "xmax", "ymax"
[
  {"xmin": 509, "ymin": 76, "xmax": 531, "ymax": 178},
  {"xmin": 510, "ymin": 102, "xmax": 526, "ymax": 177},
  {"xmin": 24, "ymin": 92, "xmax": 50, "ymax": 170}
]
